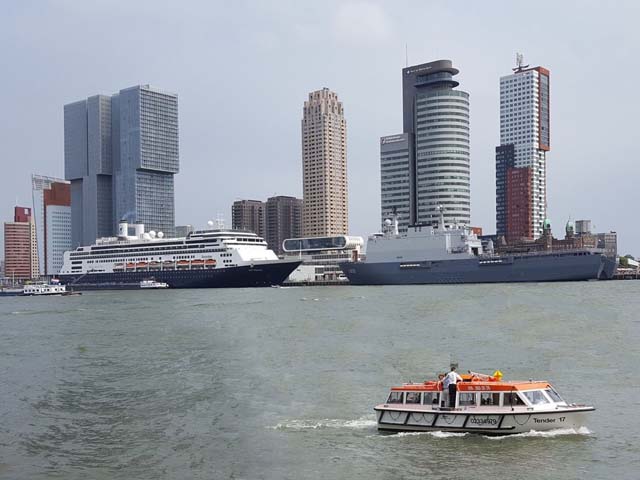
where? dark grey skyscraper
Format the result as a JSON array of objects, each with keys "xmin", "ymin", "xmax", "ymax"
[
  {"xmin": 381, "ymin": 60, "xmax": 470, "ymax": 229},
  {"xmin": 64, "ymin": 95, "xmax": 114, "ymax": 247},
  {"xmin": 64, "ymin": 85, "xmax": 179, "ymax": 246}
]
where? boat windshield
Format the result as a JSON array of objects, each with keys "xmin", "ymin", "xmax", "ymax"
[
  {"xmin": 522, "ymin": 390, "xmax": 550, "ymax": 405},
  {"xmin": 545, "ymin": 387, "xmax": 564, "ymax": 403}
]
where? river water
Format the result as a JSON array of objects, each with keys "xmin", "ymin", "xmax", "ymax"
[{"xmin": 0, "ymin": 281, "xmax": 638, "ymax": 479}]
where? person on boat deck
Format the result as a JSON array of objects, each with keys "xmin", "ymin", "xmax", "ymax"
[{"xmin": 443, "ymin": 367, "xmax": 463, "ymax": 407}]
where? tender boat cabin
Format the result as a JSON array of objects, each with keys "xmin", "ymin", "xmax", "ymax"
[{"xmin": 386, "ymin": 377, "xmax": 567, "ymax": 410}]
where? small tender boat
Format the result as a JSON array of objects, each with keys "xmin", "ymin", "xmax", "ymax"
[
  {"xmin": 375, "ymin": 370, "xmax": 594, "ymax": 434},
  {"xmin": 140, "ymin": 279, "xmax": 169, "ymax": 289}
]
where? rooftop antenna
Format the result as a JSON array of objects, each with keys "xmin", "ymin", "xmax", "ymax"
[
  {"xmin": 513, "ymin": 52, "xmax": 529, "ymax": 73},
  {"xmin": 405, "ymin": 43, "xmax": 408, "ymax": 67}
]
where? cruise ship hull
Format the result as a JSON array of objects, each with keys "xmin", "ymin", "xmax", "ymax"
[
  {"xmin": 58, "ymin": 260, "xmax": 302, "ymax": 290},
  {"xmin": 340, "ymin": 252, "xmax": 616, "ymax": 285}
]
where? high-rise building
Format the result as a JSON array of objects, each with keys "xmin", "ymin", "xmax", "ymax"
[
  {"xmin": 64, "ymin": 84, "xmax": 179, "ymax": 246},
  {"xmin": 301, "ymin": 88, "xmax": 348, "ymax": 237},
  {"xmin": 113, "ymin": 85, "xmax": 179, "ymax": 238},
  {"xmin": 32, "ymin": 175, "xmax": 72, "ymax": 275},
  {"xmin": 380, "ymin": 133, "xmax": 413, "ymax": 232},
  {"xmin": 232, "ymin": 200, "xmax": 265, "ymax": 237},
  {"xmin": 496, "ymin": 60, "xmax": 550, "ymax": 240},
  {"xmin": 4, "ymin": 207, "xmax": 38, "ymax": 280},
  {"xmin": 265, "ymin": 196, "xmax": 302, "ymax": 255},
  {"xmin": 381, "ymin": 60, "xmax": 470, "ymax": 230},
  {"xmin": 64, "ymin": 95, "xmax": 114, "ymax": 247}
]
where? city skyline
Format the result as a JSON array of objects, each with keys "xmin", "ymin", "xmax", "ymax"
[{"xmin": 1, "ymin": 1, "xmax": 638, "ymax": 255}]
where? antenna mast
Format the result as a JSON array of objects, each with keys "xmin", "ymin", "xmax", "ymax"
[{"xmin": 513, "ymin": 52, "xmax": 529, "ymax": 73}]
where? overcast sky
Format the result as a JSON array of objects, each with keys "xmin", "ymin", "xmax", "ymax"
[{"xmin": 1, "ymin": 0, "xmax": 639, "ymax": 254}]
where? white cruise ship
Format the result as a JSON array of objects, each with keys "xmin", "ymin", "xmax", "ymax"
[{"xmin": 58, "ymin": 221, "xmax": 301, "ymax": 289}]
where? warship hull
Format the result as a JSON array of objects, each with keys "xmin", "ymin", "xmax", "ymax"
[{"xmin": 340, "ymin": 252, "xmax": 616, "ymax": 285}]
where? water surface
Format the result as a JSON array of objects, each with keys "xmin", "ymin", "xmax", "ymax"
[{"xmin": 1, "ymin": 282, "xmax": 638, "ymax": 479}]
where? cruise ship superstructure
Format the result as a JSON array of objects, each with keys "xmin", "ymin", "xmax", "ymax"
[
  {"xmin": 59, "ymin": 222, "xmax": 301, "ymax": 289},
  {"xmin": 340, "ymin": 212, "xmax": 616, "ymax": 285}
]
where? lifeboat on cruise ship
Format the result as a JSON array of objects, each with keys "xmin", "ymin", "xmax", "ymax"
[
  {"xmin": 113, "ymin": 263, "xmax": 125, "ymax": 271},
  {"xmin": 149, "ymin": 261, "xmax": 161, "ymax": 270},
  {"xmin": 136, "ymin": 261, "xmax": 148, "ymax": 269},
  {"xmin": 375, "ymin": 370, "xmax": 594, "ymax": 435},
  {"xmin": 176, "ymin": 260, "xmax": 190, "ymax": 269},
  {"xmin": 162, "ymin": 260, "xmax": 175, "ymax": 269},
  {"xmin": 126, "ymin": 262, "xmax": 136, "ymax": 270},
  {"xmin": 191, "ymin": 259, "xmax": 205, "ymax": 268},
  {"xmin": 204, "ymin": 259, "xmax": 217, "ymax": 268}
]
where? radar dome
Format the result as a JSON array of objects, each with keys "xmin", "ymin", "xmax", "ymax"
[
  {"xmin": 143, "ymin": 233, "xmax": 151, "ymax": 240},
  {"xmin": 149, "ymin": 230, "xmax": 156, "ymax": 238},
  {"xmin": 157, "ymin": 232, "xmax": 164, "ymax": 239},
  {"xmin": 207, "ymin": 220, "xmax": 214, "ymax": 227},
  {"xmin": 384, "ymin": 219, "xmax": 392, "ymax": 226}
]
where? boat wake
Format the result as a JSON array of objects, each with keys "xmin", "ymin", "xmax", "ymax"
[
  {"xmin": 484, "ymin": 426, "xmax": 592, "ymax": 440},
  {"xmin": 268, "ymin": 416, "xmax": 377, "ymax": 431},
  {"xmin": 371, "ymin": 431, "xmax": 469, "ymax": 439},
  {"xmin": 369, "ymin": 427, "xmax": 591, "ymax": 440},
  {"xmin": 9, "ymin": 307, "xmax": 88, "ymax": 316}
]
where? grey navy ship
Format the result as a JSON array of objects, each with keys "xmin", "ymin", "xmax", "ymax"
[
  {"xmin": 340, "ymin": 211, "xmax": 616, "ymax": 285},
  {"xmin": 58, "ymin": 221, "xmax": 300, "ymax": 289}
]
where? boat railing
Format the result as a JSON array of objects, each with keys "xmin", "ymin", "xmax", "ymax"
[{"xmin": 479, "ymin": 248, "xmax": 603, "ymax": 259}]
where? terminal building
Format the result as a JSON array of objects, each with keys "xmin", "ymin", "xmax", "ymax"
[{"xmin": 282, "ymin": 235, "xmax": 364, "ymax": 283}]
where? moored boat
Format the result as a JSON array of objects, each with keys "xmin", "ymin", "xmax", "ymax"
[
  {"xmin": 59, "ymin": 221, "xmax": 301, "ymax": 289},
  {"xmin": 140, "ymin": 279, "xmax": 169, "ymax": 289},
  {"xmin": 375, "ymin": 371, "xmax": 594, "ymax": 435},
  {"xmin": 341, "ymin": 210, "xmax": 616, "ymax": 285},
  {"xmin": 22, "ymin": 282, "xmax": 67, "ymax": 296},
  {"xmin": 0, "ymin": 287, "xmax": 24, "ymax": 297}
]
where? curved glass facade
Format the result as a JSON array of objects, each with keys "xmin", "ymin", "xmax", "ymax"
[
  {"xmin": 414, "ymin": 90, "xmax": 470, "ymax": 226},
  {"xmin": 283, "ymin": 236, "xmax": 348, "ymax": 252}
]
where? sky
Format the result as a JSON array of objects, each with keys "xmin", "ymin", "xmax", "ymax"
[{"xmin": 1, "ymin": 0, "xmax": 639, "ymax": 255}]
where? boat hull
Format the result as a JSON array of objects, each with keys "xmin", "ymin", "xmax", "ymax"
[
  {"xmin": 58, "ymin": 260, "xmax": 302, "ymax": 290},
  {"xmin": 375, "ymin": 406, "xmax": 594, "ymax": 435},
  {"xmin": 341, "ymin": 252, "xmax": 616, "ymax": 285}
]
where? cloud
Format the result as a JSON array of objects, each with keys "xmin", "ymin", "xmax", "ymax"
[{"xmin": 333, "ymin": 1, "xmax": 392, "ymax": 45}]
